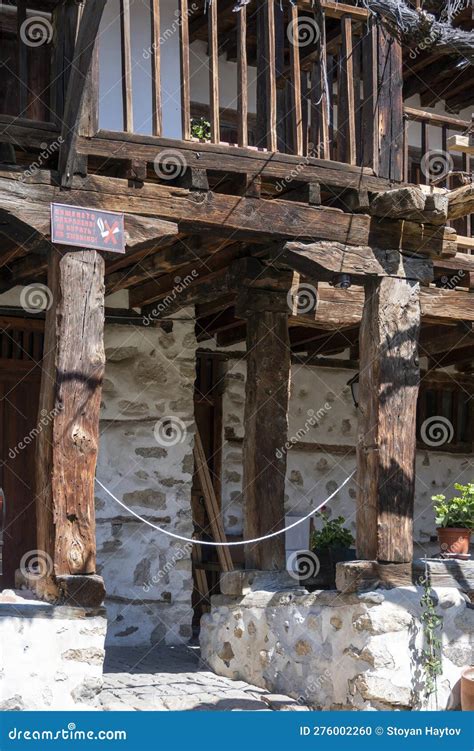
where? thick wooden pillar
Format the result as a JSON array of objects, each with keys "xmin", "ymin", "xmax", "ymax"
[
  {"xmin": 36, "ymin": 248, "xmax": 105, "ymax": 579},
  {"xmin": 356, "ymin": 276, "xmax": 421, "ymax": 563},
  {"xmin": 238, "ymin": 288, "xmax": 291, "ymax": 571}
]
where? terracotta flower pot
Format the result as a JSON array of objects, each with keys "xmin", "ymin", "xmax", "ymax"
[
  {"xmin": 437, "ymin": 527, "xmax": 471, "ymax": 556},
  {"xmin": 461, "ymin": 667, "xmax": 474, "ymax": 711}
]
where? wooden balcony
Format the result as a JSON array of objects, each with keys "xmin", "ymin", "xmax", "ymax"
[
  {"xmin": 0, "ymin": 0, "xmax": 404, "ymax": 189},
  {"xmin": 0, "ymin": 0, "xmax": 472, "ymax": 230}
]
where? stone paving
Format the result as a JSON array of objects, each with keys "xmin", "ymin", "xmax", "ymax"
[{"xmin": 99, "ymin": 646, "xmax": 310, "ymax": 711}]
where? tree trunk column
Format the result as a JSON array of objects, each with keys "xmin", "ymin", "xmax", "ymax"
[
  {"xmin": 36, "ymin": 248, "xmax": 105, "ymax": 579},
  {"xmin": 238, "ymin": 288, "xmax": 291, "ymax": 571},
  {"xmin": 356, "ymin": 276, "xmax": 421, "ymax": 563}
]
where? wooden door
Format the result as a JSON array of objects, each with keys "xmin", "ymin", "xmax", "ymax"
[{"xmin": 0, "ymin": 321, "xmax": 43, "ymax": 588}]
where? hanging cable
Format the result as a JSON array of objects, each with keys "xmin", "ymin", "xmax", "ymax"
[{"xmin": 95, "ymin": 469, "xmax": 356, "ymax": 548}]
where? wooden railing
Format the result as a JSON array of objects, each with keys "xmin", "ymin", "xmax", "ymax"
[
  {"xmin": 404, "ymin": 106, "xmax": 472, "ymax": 237},
  {"xmin": 97, "ymin": 0, "xmax": 403, "ymax": 180}
]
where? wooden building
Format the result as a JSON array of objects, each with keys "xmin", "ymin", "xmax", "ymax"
[{"xmin": 0, "ymin": 0, "xmax": 473, "ymax": 647}]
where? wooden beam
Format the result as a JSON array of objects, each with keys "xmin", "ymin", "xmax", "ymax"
[
  {"xmin": 58, "ymin": 0, "xmax": 108, "ymax": 186},
  {"xmin": 238, "ymin": 287, "xmax": 291, "ymax": 570},
  {"xmin": 0, "ymin": 169, "xmax": 457, "ymax": 257},
  {"xmin": 448, "ymin": 183, "xmax": 474, "ymax": 221},
  {"xmin": 447, "ymin": 134, "xmax": 474, "ymax": 155},
  {"xmin": 357, "ymin": 277, "xmax": 420, "ymax": 563},
  {"xmin": 193, "ymin": 429, "xmax": 233, "ymax": 573},
  {"xmin": 36, "ymin": 247, "xmax": 105, "ymax": 582},
  {"xmin": 77, "ymin": 130, "xmax": 393, "ymax": 192},
  {"xmin": 273, "ymin": 240, "xmax": 434, "ymax": 283}
]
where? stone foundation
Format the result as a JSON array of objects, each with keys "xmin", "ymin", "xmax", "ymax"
[
  {"xmin": 200, "ymin": 585, "xmax": 474, "ymax": 710},
  {"xmin": 0, "ymin": 592, "xmax": 106, "ymax": 710}
]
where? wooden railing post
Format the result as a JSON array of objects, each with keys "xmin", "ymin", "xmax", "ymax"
[
  {"xmin": 356, "ymin": 277, "xmax": 421, "ymax": 563},
  {"xmin": 361, "ymin": 19, "xmax": 378, "ymax": 171},
  {"xmin": 377, "ymin": 25, "xmax": 404, "ymax": 181},
  {"xmin": 35, "ymin": 248, "xmax": 105, "ymax": 597}
]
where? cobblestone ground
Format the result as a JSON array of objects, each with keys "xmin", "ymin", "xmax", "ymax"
[{"xmin": 99, "ymin": 646, "xmax": 310, "ymax": 711}]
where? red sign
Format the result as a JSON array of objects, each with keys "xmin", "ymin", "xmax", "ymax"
[{"xmin": 51, "ymin": 203, "xmax": 126, "ymax": 253}]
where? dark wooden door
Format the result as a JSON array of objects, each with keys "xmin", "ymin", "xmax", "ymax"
[{"xmin": 0, "ymin": 320, "xmax": 43, "ymax": 588}]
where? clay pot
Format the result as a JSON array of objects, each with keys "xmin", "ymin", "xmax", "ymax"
[
  {"xmin": 461, "ymin": 667, "xmax": 474, "ymax": 711},
  {"xmin": 437, "ymin": 527, "xmax": 471, "ymax": 556}
]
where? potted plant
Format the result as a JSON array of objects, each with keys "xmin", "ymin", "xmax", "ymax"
[
  {"xmin": 461, "ymin": 666, "xmax": 474, "ymax": 711},
  {"xmin": 432, "ymin": 483, "xmax": 474, "ymax": 557},
  {"xmin": 310, "ymin": 512, "xmax": 355, "ymax": 588}
]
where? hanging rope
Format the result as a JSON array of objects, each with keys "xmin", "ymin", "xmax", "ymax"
[{"xmin": 95, "ymin": 469, "xmax": 356, "ymax": 548}]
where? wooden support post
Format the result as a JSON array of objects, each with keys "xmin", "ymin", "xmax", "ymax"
[
  {"xmin": 237, "ymin": 287, "xmax": 291, "ymax": 571},
  {"xmin": 356, "ymin": 277, "xmax": 421, "ymax": 563},
  {"xmin": 35, "ymin": 248, "xmax": 105, "ymax": 588}
]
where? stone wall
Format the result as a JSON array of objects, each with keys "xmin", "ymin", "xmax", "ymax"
[
  {"xmin": 95, "ymin": 313, "xmax": 197, "ymax": 647},
  {"xmin": 0, "ymin": 593, "xmax": 106, "ymax": 710},
  {"xmin": 219, "ymin": 356, "xmax": 473, "ymax": 544},
  {"xmin": 200, "ymin": 585, "xmax": 474, "ymax": 710}
]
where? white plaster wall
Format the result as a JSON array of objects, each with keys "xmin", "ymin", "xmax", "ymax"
[
  {"xmin": 0, "ymin": 597, "xmax": 106, "ymax": 710},
  {"xmin": 95, "ymin": 312, "xmax": 197, "ymax": 646},
  {"xmin": 219, "ymin": 356, "xmax": 474, "ymax": 545}
]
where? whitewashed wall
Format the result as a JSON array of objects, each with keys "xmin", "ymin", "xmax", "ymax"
[
  {"xmin": 96, "ymin": 313, "xmax": 197, "ymax": 646},
  {"xmin": 219, "ymin": 355, "xmax": 474, "ymax": 547}
]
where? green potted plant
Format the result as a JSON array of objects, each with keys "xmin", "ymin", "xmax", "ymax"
[
  {"xmin": 432, "ymin": 483, "xmax": 474, "ymax": 557},
  {"xmin": 310, "ymin": 511, "xmax": 355, "ymax": 588}
]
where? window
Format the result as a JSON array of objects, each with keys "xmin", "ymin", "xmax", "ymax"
[{"xmin": 416, "ymin": 375, "xmax": 473, "ymax": 452}]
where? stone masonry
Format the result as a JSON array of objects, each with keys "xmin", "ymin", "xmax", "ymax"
[
  {"xmin": 95, "ymin": 312, "xmax": 197, "ymax": 647},
  {"xmin": 200, "ymin": 585, "xmax": 474, "ymax": 710},
  {"xmin": 0, "ymin": 592, "xmax": 106, "ymax": 710}
]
